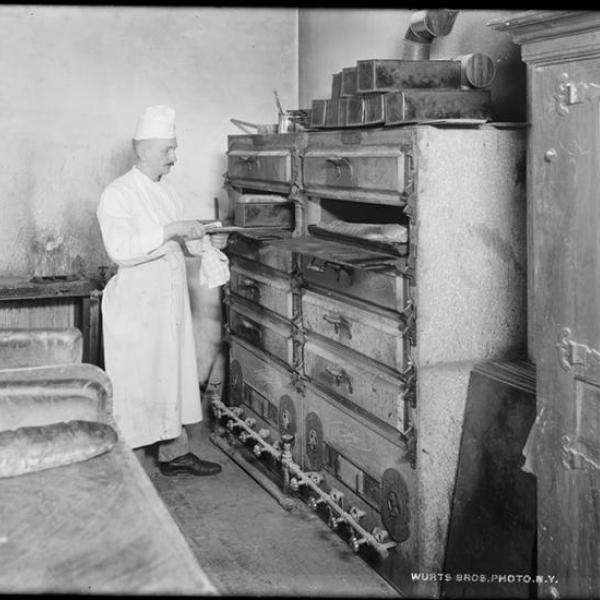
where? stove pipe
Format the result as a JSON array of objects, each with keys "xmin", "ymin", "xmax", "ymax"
[{"xmin": 402, "ymin": 10, "xmax": 460, "ymax": 60}]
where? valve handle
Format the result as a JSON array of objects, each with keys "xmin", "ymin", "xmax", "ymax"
[
  {"xmin": 349, "ymin": 506, "xmax": 366, "ymax": 521},
  {"xmin": 372, "ymin": 527, "xmax": 390, "ymax": 544},
  {"xmin": 253, "ymin": 444, "xmax": 264, "ymax": 457},
  {"xmin": 258, "ymin": 428, "xmax": 271, "ymax": 440},
  {"xmin": 308, "ymin": 496, "xmax": 324, "ymax": 511},
  {"xmin": 349, "ymin": 535, "xmax": 367, "ymax": 553},
  {"xmin": 328, "ymin": 510, "xmax": 345, "ymax": 530},
  {"xmin": 330, "ymin": 488, "xmax": 345, "ymax": 506},
  {"xmin": 305, "ymin": 471, "xmax": 324, "ymax": 485}
]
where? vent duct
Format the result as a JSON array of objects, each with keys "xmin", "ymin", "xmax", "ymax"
[{"xmin": 402, "ymin": 10, "xmax": 460, "ymax": 60}]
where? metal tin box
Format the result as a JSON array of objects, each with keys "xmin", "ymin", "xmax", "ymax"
[
  {"xmin": 356, "ymin": 59, "xmax": 461, "ymax": 93},
  {"xmin": 310, "ymin": 99, "xmax": 328, "ymax": 128},
  {"xmin": 331, "ymin": 72, "xmax": 342, "ymax": 99},
  {"xmin": 345, "ymin": 95, "xmax": 365, "ymax": 127},
  {"xmin": 325, "ymin": 98, "xmax": 349, "ymax": 128},
  {"xmin": 384, "ymin": 89, "xmax": 491, "ymax": 124},
  {"xmin": 364, "ymin": 94, "xmax": 386, "ymax": 125},
  {"xmin": 234, "ymin": 194, "xmax": 294, "ymax": 228},
  {"xmin": 341, "ymin": 66, "xmax": 358, "ymax": 97}
]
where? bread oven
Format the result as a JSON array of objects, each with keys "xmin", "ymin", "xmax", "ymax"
[{"xmin": 219, "ymin": 123, "xmax": 526, "ymax": 596}]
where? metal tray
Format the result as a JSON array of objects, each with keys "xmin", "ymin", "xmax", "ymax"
[{"xmin": 0, "ymin": 363, "xmax": 114, "ymax": 431}]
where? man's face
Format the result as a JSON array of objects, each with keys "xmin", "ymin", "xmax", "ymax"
[{"xmin": 140, "ymin": 138, "xmax": 178, "ymax": 179}]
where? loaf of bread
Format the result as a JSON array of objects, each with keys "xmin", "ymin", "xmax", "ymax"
[
  {"xmin": 0, "ymin": 393, "xmax": 105, "ymax": 432},
  {"xmin": 0, "ymin": 420, "xmax": 118, "ymax": 478},
  {"xmin": 320, "ymin": 221, "xmax": 408, "ymax": 243}
]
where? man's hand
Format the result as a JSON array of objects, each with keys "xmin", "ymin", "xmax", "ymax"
[
  {"xmin": 204, "ymin": 221, "xmax": 230, "ymax": 249},
  {"xmin": 163, "ymin": 220, "xmax": 206, "ymax": 242},
  {"xmin": 209, "ymin": 232, "xmax": 230, "ymax": 249}
]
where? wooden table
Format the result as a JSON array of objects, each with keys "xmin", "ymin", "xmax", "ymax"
[{"xmin": 0, "ymin": 437, "xmax": 217, "ymax": 595}]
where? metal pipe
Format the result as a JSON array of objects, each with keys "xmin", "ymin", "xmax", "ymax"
[
  {"xmin": 209, "ymin": 432, "xmax": 296, "ymax": 511},
  {"xmin": 285, "ymin": 460, "xmax": 397, "ymax": 559},
  {"xmin": 401, "ymin": 9, "xmax": 460, "ymax": 60},
  {"xmin": 212, "ymin": 398, "xmax": 397, "ymax": 559},
  {"xmin": 216, "ymin": 402, "xmax": 281, "ymax": 462}
]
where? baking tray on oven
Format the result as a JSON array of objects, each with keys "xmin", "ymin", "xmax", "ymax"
[
  {"xmin": 307, "ymin": 224, "xmax": 408, "ymax": 257},
  {"xmin": 208, "ymin": 226, "xmax": 293, "ymax": 241},
  {"xmin": 268, "ymin": 236, "xmax": 405, "ymax": 271}
]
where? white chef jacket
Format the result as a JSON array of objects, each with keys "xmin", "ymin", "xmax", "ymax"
[{"xmin": 97, "ymin": 166, "xmax": 202, "ymax": 448}]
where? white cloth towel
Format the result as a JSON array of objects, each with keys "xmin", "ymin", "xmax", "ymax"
[{"xmin": 199, "ymin": 244, "xmax": 230, "ymax": 288}]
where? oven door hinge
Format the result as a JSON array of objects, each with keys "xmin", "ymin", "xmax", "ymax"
[
  {"xmin": 399, "ymin": 300, "xmax": 416, "ymax": 346},
  {"xmin": 401, "ymin": 423, "xmax": 417, "ymax": 470},
  {"xmin": 561, "ymin": 435, "xmax": 600, "ymax": 472},
  {"xmin": 555, "ymin": 73, "xmax": 600, "ymax": 116},
  {"xmin": 400, "ymin": 148, "xmax": 416, "ymax": 222},
  {"xmin": 556, "ymin": 327, "xmax": 600, "ymax": 371}
]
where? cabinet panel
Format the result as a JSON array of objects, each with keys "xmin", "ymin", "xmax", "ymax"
[
  {"xmin": 302, "ymin": 146, "xmax": 406, "ymax": 203},
  {"xmin": 229, "ymin": 264, "xmax": 294, "ymax": 320},
  {"xmin": 229, "ymin": 336, "xmax": 303, "ymax": 464},
  {"xmin": 229, "ymin": 299, "xmax": 294, "ymax": 368},
  {"xmin": 302, "ymin": 288, "xmax": 406, "ymax": 371},
  {"xmin": 302, "ymin": 382, "xmax": 410, "ymax": 495},
  {"xmin": 227, "ymin": 149, "xmax": 292, "ymax": 188},
  {"xmin": 303, "ymin": 337, "xmax": 407, "ymax": 432},
  {"xmin": 302, "ymin": 384, "xmax": 419, "ymax": 597},
  {"xmin": 227, "ymin": 236, "xmax": 294, "ymax": 274},
  {"xmin": 302, "ymin": 256, "xmax": 407, "ymax": 313}
]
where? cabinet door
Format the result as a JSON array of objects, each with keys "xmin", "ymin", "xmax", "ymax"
[
  {"xmin": 302, "ymin": 289, "xmax": 406, "ymax": 371},
  {"xmin": 532, "ymin": 59, "xmax": 600, "ymax": 599},
  {"xmin": 302, "ymin": 146, "xmax": 407, "ymax": 204},
  {"xmin": 227, "ymin": 149, "xmax": 292, "ymax": 191},
  {"xmin": 229, "ymin": 263, "xmax": 294, "ymax": 320}
]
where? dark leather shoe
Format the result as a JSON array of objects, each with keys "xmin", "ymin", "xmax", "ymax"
[{"xmin": 159, "ymin": 453, "xmax": 222, "ymax": 476}]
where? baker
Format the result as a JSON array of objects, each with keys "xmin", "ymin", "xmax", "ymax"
[{"xmin": 97, "ymin": 105, "xmax": 224, "ymax": 477}]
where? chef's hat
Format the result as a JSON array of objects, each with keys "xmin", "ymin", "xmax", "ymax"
[{"xmin": 133, "ymin": 105, "xmax": 176, "ymax": 140}]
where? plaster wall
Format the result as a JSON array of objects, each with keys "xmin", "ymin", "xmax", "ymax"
[
  {"xmin": 0, "ymin": 5, "xmax": 298, "ymax": 279},
  {"xmin": 0, "ymin": 5, "xmax": 298, "ymax": 379}
]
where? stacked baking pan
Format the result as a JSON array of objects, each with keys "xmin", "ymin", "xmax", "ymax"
[{"xmin": 310, "ymin": 55, "xmax": 495, "ymax": 128}]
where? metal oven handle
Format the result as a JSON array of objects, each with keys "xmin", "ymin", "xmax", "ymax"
[
  {"xmin": 324, "ymin": 366, "xmax": 353, "ymax": 394},
  {"xmin": 306, "ymin": 259, "xmax": 353, "ymax": 283},
  {"xmin": 239, "ymin": 278, "xmax": 261, "ymax": 298},
  {"xmin": 238, "ymin": 318, "xmax": 263, "ymax": 342},
  {"xmin": 325, "ymin": 156, "xmax": 353, "ymax": 181},
  {"xmin": 306, "ymin": 260, "xmax": 326, "ymax": 273},
  {"xmin": 239, "ymin": 155, "xmax": 258, "ymax": 170},
  {"xmin": 240, "ymin": 318, "xmax": 260, "ymax": 331},
  {"xmin": 322, "ymin": 313, "xmax": 352, "ymax": 339}
]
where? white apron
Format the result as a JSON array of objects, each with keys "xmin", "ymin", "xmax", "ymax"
[{"xmin": 96, "ymin": 166, "xmax": 202, "ymax": 448}]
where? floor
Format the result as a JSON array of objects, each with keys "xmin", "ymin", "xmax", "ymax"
[{"xmin": 148, "ymin": 420, "xmax": 400, "ymax": 598}]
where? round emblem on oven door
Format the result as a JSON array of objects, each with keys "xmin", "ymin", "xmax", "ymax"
[
  {"xmin": 278, "ymin": 395, "xmax": 297, "ymax": 439},
  {"xmin": 381, "ymin": 468, "xmax": 410, "ymax": 543},
  {"xmin": 305, "ymin": 411, "xmax": 324, "ymax": 471},
  {"xmin": 229, "ymin": 360, "xmax": 243, "ymax": 406}
]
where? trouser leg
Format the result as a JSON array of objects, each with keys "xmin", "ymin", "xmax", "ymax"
[{"xmin": 158, "ymin": 426, "xmax": 190, "ymax": 463}]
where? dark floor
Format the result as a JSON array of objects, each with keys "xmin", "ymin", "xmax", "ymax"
[{"xmin": 148, "ymin": 420, "xmax": 399, "ymax": 598}]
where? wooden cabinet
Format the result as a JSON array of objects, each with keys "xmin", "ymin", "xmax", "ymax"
[
  {"xmin": 491, "ymin": 11, "xmax": 600, "ymax": 600},
  {"xmin": 0, "ymin": 277, "xmax": 103, "ymax": 367},
  {"xmin": 223, "ymin": 124, "xmax": 526, "ymax": 597}
]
